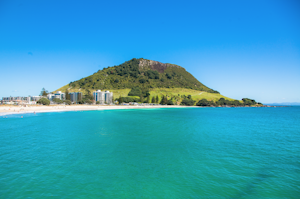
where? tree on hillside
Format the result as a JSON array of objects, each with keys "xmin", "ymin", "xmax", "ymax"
[
  {"xmin": 232, "ymin": 100, "xmax": 242, "ymax": 106},
  {"xmin": 140, "ymin": 94, "xmax": 144, "ymax": 103},
  {"xmin": 151, "ymin": 96, "xmax": 155, "ymax": 103},
  {"xmin": 156, "ymin": 96, "xmax": 159, "ymax": 103},
  {"xmin": 242, "ymin": 98, "xmax": 256, "ymax": 106},
  {"xmin": 217, "ymin": 98, "xmax": 226, "ymax": 105},
  {"xmin": 167, "ymin": 100, "xmax": 174, "ymax": 105},
  {"xmin": 83, "ymin": 89, "xmax": 94, "ymax": 101},
  {"xmin": 181, "ymin": 99, "xmax": 195, "ymax": 106},
  {"xmin": 118, "ymin": 96, "xmax": 123, "ymax": 104},
  {"xmin": 160, "ymin": 95, "xmax": 168, "ymax": 105},
  {"xmin": 128, "ymin": 87, "xmax": 142, "ymax": 96},
  {"xmin": 139, "ymin": 78, "xmax": 146, "ymax": 83},
  {"xmin": 147, "ymin": 96, "xmax": 150, "ymax": 103},
  {"xmin": 40, "ymin": 88, "xmax": 48, "ymax": 97},
  {"xmin": 196, "ymin": 99, "xmax": 217, "ymax": 106},
  {"xmin": 65, "ymin": 90, "xmax": 70, "ymax": 100}
]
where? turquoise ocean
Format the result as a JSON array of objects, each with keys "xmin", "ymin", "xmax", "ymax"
[{"xmin": 0, "ymin": 107, "xmax": 299, "ymax": 198}]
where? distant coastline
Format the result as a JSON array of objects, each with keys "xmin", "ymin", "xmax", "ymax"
[{"xmin": 266, "ymin": 102, "xmax": 300, "ymax": 106}]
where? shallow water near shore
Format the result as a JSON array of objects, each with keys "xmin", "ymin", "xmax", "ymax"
[{"xmin": 0, "ymin": 107, "xmax": 299, "ymax": 198}]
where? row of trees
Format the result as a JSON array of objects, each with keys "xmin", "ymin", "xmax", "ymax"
[
  {"xmin": 195, "ymin": 98, "xmax": 261, "ymax": 107},
  {"xmin": 119, "ymin": 91, "xmax": 261, "ymax": 107}
]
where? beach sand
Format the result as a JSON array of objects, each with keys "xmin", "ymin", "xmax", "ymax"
[{"xmin": 0, "ymin": 104, "xmax": 192, "ymax": 116}]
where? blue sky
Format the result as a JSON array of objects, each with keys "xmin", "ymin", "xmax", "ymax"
[{"xmin": 0, "ymin": 0, "xmax": 299, "ymax": 103}]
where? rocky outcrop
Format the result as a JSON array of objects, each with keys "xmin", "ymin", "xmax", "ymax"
[{"xmin": 139, "ymin": 59, "xmax": 181, "ymax": 73}]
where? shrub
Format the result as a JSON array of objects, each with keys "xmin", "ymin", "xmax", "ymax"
[
  {"xmin": 121, "ymin": 97, "xmax": 138, "ymax": 103},
  {"xmin": 37, "ymin": 98, "xmax": 50, "ymax": 105},
  {"xmin": 242, "ymin": 98, "xmax": 256, "ymax": 106},
  {"xmin": 196, "ymin": 99, "xmax": 209, "ymax": 106},
  {"xmin": 96, "ymin": 101, "xmax": 100, "ymax": 104},
  {"xmin": 64, "ymin": 100, "xmax": 72, "ymax": 105},
  {"xmin": 181, "ymin": 99, "xmax": 195, "ymax": 106},
  {"xmin": 139, "ymin": 79, "xmax": 146, "ymax": 83},
  {"xmin": 166, "ymin": 73, "xmax": 172, "ymax": 79},
  {"xmin": 78, "ymin": 100, "xmax": 84, "ymax": 104},
  {"xmin": 160, "ymin": 95, "xmax": 168, "ymax": 105},
  {"xmin": 53, "ymin": 98, "xmax": 63, "ymax": 104},
  {"xmin": 167, "ymin": 100, "xmax": 174, "ymax": 105},
  {"xmin": 196, "ymin": 99, "xmax": 216, "ymax": 106},
  {"xmin": 85, "ymin": 99, "xmax": 93, "ymax": 104},
  {"xmin": 128, "ymin": 87, "xmax": 142, "ymax": 96},
  {"xmin": 145, "ymin": 70, "xmax": 160, "ymax": 79}
]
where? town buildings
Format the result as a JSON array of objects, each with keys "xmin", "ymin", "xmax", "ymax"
[
  {"xmin": 93, "ymin": 90, "xmax": 113, "ymax": 104},
  {"xmin": 47, "ymin": 91, "xmax": 65, "ymax": 101},
  {"xmin": 69, "ymin": 92, "xmax": 82, "ymax": 103},
  {"xmin": 1, "ymin": 96, "xmax": 42, "ymax": 105},
  {"xmin": 2, "ymin": 90, "xmax": 113, "ymax": 105}
]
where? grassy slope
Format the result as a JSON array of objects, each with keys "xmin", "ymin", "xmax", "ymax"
[{"xmin": 55, "ymin": 86, "xmax": 235, "ymax": 103}]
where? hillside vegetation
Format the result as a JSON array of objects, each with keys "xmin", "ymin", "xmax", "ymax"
[
  {"xmin": 54, "ymin": 58, "xmax": 251, "ymax": 105},
  {"xmin": 56, "ymin": 58, "xmax": 219, "ymax": 94}
]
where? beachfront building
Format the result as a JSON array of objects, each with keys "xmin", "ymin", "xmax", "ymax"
[
  {"xmin": 105, "ymin": 91, "xmax": 113, "ymax": 104},
  {"xmin": 69, "ymin": 92, "xmax": 82, "ymax": 103},
  {"xmin": 30, "ymin": 96, "xmax": 42, "ymax": 102},
  {"xmin": 93, "ymin": 90, "xmax": 105, "ymax": 104},
  {"xmin": 47, "ymin": 93, "xmax": 55, "ymax": 101},
  {"xmin": 54, "ymin": 91, "xmax": 65, "ymax": 100},
  {"xmin": 93, "ymin": 90, "xmax": 113, "ymax": 104},
  {"xmin": 47, "ymin": 91, "xmax": 66, "ymax": 101},
  {"xmin": 2, "ymin": 96, "xmax": 42, "ymax": 105}
]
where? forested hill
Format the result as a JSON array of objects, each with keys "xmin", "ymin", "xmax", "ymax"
[{"xmin": 57, "ymin": 58, "xmax": 219, "ymax": 93}]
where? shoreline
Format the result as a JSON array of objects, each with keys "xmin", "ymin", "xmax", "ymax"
[
  {"xmin": 0, "ymin": 105, "xmax": 193, "ymax": 116},
  {"xmin": 0, "ymin": 104, "xmax": 281, "ymax": 117}
]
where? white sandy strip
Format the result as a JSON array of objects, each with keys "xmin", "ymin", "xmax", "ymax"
[{"xmin": 0, "ymin": 105, "xmax": 195, "ymax": 116}]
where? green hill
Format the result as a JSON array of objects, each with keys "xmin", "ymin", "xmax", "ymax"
[
  {"xmin": 56, "ymin": 58, "xmax": 219, "ymax": 93},
  {"xmin": 55, "ymin": 58, "xmax": 247, "ymax": 104}
]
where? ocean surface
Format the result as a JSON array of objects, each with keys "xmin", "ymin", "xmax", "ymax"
[{"xmin": 0, "ymin": 107, "xmax": 299, "ymax": 198}]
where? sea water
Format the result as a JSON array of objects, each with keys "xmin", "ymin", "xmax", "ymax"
[{"xmin": 0, "ymin": 107, "xmax": 299, "ymax": 198}]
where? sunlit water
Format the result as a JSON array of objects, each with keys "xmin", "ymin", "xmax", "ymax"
[{"xmin": 0, "ymin": 107, "xmax": 299, "ymax": 198}]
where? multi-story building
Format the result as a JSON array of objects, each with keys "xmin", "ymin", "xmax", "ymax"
[
  {"xmin": 93, "ymin": 90, "xmax": 113, "ymax": 104},
  {"xmin": 30, "ymin": 96, "xmax": 42, "ymax": 102},
  {"xmin": 47, "ymin": 93, "xmax": 55, "ymax": 101},
  {"xmin": 69, "ymin": 92, "xmax": 82, "ymax": 103},
  {"xmin": 105, "ymin": 91, "xmax": 113, "ymax": 104},
  {"xmin": 47, "ymin": 91, "xmax": 65, "ymax": 101},
  {"xmin": 93, "ymin": 90, "xmax": 105, "ymax": 104},
  {"xmin": 54, "ymin": 91, "xmax": 65, "ymax": 100}
]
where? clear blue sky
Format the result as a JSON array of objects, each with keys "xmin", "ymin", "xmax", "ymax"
[{"xmin": 0, "ymin": 0, "xmax": 299, "ymax": 103}]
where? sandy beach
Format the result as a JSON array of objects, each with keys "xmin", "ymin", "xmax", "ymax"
[{"xmin": 0, "ymin": 104, "xmax": 192, "ymax": 116}]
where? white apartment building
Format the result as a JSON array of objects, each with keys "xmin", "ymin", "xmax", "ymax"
[
  {"xmin": 93, "ymin": 90, "xmax": 113, "ymax": 104},
  {"xmin": 54, "ymin": 91, "xmax": 65, "ymax": 100},
  {"xmin": 47, "ymin": 93, "xmax": 55, "ymax": 101},
  {"xmin": 47, "ymin": 91, "xmax": 66, "ymax": 101}
]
